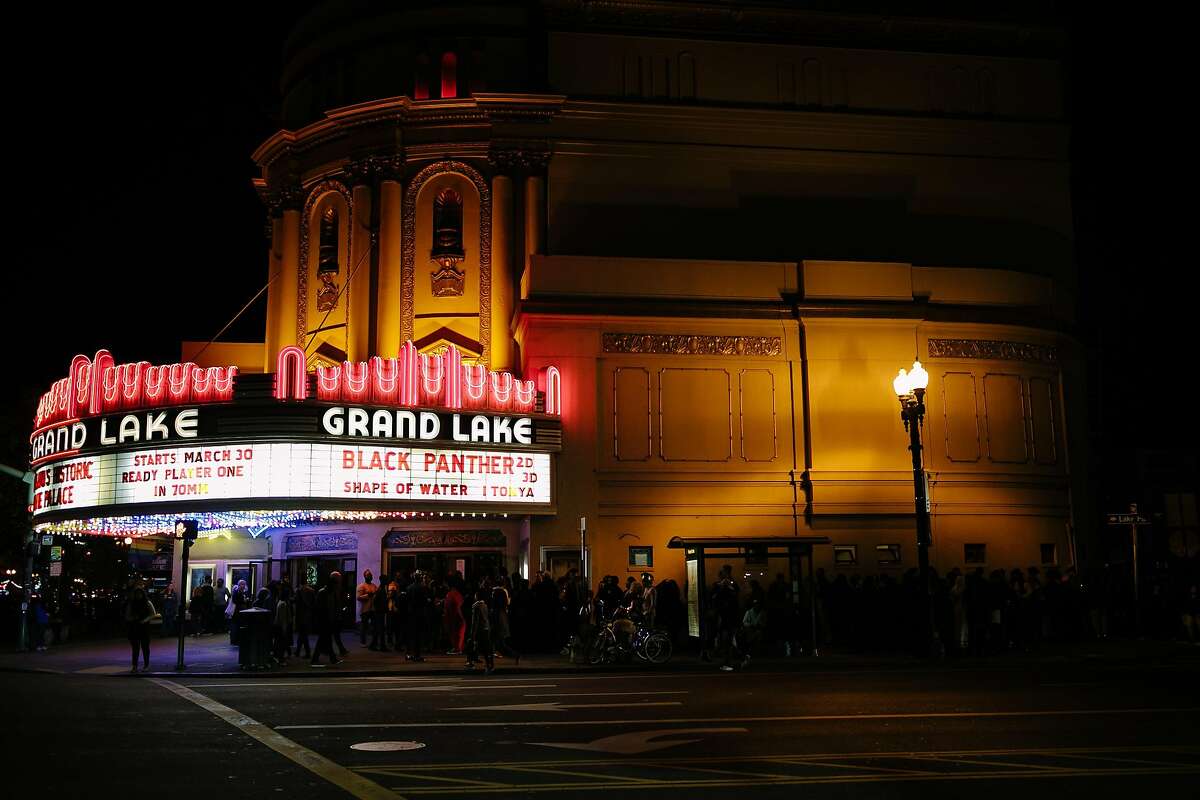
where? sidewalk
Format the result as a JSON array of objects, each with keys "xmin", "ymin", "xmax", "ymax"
[{"xmin": 2, "ymin": 632, "xmax": 1197, "ymax": 679}]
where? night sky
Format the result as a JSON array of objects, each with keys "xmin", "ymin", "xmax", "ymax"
[{"xmin": 3, "ymin": 5, "xmax": 1193, "ymax": 509}]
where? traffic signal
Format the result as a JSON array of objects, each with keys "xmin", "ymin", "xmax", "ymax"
[{"xmin": 174, "ymin": 519, "xmax": 198, "ymax": 543}]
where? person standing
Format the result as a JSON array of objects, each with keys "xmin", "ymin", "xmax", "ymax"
[
  {"xmin": 405, "ymin": 572, "xmax": 430, "ymax": 662},
  {"xmin": 356, "ymin": 570, "xmax": 377, "ymax": 647},
  {"xmin": 294, "ymin": 579, "xmax": 315, "ymax": 659},
  {"xmin": 369, "ymin": 575, "xmax": 389, "ymax": 651},
  {"xmin": 640, "ymin": 573, "xmax": 657, "ymax": 629},
  {"xmin": 229, "ymin": 579, "xmax": 250, "ymax": 646},
  {"xmin": 124, "ymin": 583, "xmax": 157, "ymax": 672},
  {"xmin": 466, "ymin": 588, "xmax": 494, "ymax": 673},
  {"xmin": 443, "ymin": 579, "xmax": 465, "ymax": 655},
  {"xmin": 492, "ymin": 577, "xmax": 518, "ymax": 662},
  {"xmin": 273, "ymin": 584, "xmax": 294, "ymax": 665},
  {"xmin": 386, "ymin": 572, "xmax": 403, "ymax": 651},
  {"xmin": 311, "ymin": 572, "xmax": 343, "ymax": 666},
  {"xmin": 199, "ymin": 577, "xmax": 215, "ymax": 635},
  {"xmin": 713, "ymin": 564, "xmax": 741, "ymax": 671},
  {"xmin": 213, "ymin": 578, "xmax": 231, "ymax": 634},
  {"xmin": 161, "ymin": 583, "xmax": 178, "ymax": 638}
]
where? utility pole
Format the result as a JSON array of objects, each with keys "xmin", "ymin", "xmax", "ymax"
[{"xmin": 174, "ymin": 520, "xmax": 198, "ymax": 671}]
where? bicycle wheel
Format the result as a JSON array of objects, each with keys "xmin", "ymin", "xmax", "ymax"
[
  {"xmin": 588, "ymin": 628, "xmax": 614, "ymax": 665},
  {"xmin": 643, "ymin": 632, "xmax": 673, "ymax": 664}
]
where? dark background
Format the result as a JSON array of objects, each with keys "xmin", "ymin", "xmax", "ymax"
[{"xmin": 1, "ymin": 4, "xmax": 1192, "ymax": 562}]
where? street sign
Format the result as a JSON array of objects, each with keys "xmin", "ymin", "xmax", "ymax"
[
  {"xmin": 41, "ymin": 535, "xmax": 53, "ymax": 546},
  {"xmin": 49, "ymin": 562, "xmax": 62, "ymax": 577},
  {"xmin": 1106, "ymin": 514, "xmax": 1148, "ymax": 525},
  {"xmin": 49, "ymin": 546, "xmax": 62, "ymax": 562}
]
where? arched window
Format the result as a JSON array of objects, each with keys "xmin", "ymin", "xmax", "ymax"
[
  {"xmin": 318, "ymin": 206, "xmax": 339, "ymax": 274},
  {"xmin": 440, "ymin": 51, "xmax": 457, "ymax": 99},
  {"xmin": 432, "ymin": 188, "xmax": 464, "ymax": 264}
]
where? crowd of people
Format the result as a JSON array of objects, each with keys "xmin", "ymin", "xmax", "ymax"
[{"xmin": 100, "ymin": 555, "xmax": 1199, "ymax": 672}]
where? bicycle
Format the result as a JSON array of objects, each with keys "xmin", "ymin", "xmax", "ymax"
[{"xmin": 587, "ymin": 620, "xmax": 673, "ymax": 665}]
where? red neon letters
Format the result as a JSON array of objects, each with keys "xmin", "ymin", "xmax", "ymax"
[
  {"xmin": 35, "ymin": 351, "xmax": 238, "ymax": 428},
  {"xmin": 311, "ymin": 343, "xmax": 547, "ymax": 414}
]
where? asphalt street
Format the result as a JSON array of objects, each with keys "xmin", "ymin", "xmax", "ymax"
[{"xmin": 3, "ymin": 658, "xmax": 1198, "ymax": 798}]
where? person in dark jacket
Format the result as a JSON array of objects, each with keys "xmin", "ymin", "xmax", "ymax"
[
  {"xmin": 310, "ymin": 572, "xmax": 343, "ymax": 666},
  {"xmin": 294, "ymin": 579, "xmax": 315, "ymax": 658},
  {"xmin": 124, "ymin": 584, "xmax": 157, "ymax": 672},
  {"xmin": 405, "ymin": 572, "xmax": 430, "ymax": 661}
]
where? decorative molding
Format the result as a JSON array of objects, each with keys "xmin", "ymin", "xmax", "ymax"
[
  {"xmin": 285, "ymin": 532, "xmax": 358, "ymax": 554},
  {"xmin": 487, "ymin": 146, "xmax": 552, "ymax": 171},
  {"xmin": 928, "ymin": 338, "xmax": 1058, "ymax": 365},
  {"xmin": 342, "ymin": 158, "xmax": 375, "ymax": 187},
  {"xmin": 603, "ymin": 333, "xmax": 782, "ymax": 357},
  {"xmin": 383, "ymin": 530, "xmax": 506, "ymax": 549},
  {"xmin": 298, "ymin": 180, "xmax": 354, "ymax": 347},
  {"xmin": 402, "ymin": 161, "xmax": 492, "ymax": 363}
]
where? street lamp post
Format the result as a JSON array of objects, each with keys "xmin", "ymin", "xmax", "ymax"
[{"xmin": 892, "ymin": 361, "xmax": 936, "ymax": 657}]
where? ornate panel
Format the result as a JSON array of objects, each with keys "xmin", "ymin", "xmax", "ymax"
[
  {"xmin": 297, "ymin": 180, "xmax": 354, "ymax": 347},
  {"xmin": 403, "ymin": 161, "xmax": 492, "ymax": 363},
  {"xmin": 613, "ymin": 367, "xmax": 652, "ymax": 461},
  {"xmin": 983, "ymin": 373, "xmax": 1028, "ymax": 464},
  {"xmin": 928, "ymin": 338, "xmax": 1057, "ymax": 366},
  {"xmin": 659, "ymin": 368, "xmax": 732, "ymax": 462},
  {"xmin": 602, "ymin": 333, "xmax": 782, "ymax": 357},
  {"xmin": 383, "ymin": 530, "xmax": 506, "ymax": 549},
  {"xmin": 285, "ymin": 532, "xmax": 358, "ymax": 554},
  {"xmin": 1028, "ymin": 376, "xmax": 1059, "ymax": 465},
  {"xmin": 942, "ymin": 372, "xmax": 981, "ymax": 463},
  {"xmin": 739, "ymin": 369, "xmax": 778, "ymax": 462}
]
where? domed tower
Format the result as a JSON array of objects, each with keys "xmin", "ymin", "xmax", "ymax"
[{"xmin": 254, "ymin": 0, "xmax": 558, "ymax": 372}]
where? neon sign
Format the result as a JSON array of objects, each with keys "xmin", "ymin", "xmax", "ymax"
[
  {"xmin": 36, "ymin": 343, "xmax": 561, "ymax": 431},
  {"xmin": 35, "ymin": 350, "xmax": 237, "ymax": 429},
  {"xmin": 294, "ymin": 342, "xmax": 547, "ymax": 414}
]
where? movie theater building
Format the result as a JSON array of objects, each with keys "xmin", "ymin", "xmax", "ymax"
[{"xmin": 30, "ymin": 3, "xmax": 1087, "ymax": 616}]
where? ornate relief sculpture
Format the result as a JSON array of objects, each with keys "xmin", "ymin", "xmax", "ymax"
[
  {"xmin": 316, "ymin": 206, "xmax": 340, "ymax": 311},
  {"xmin": 927, "ymin": 338, "xmax": 1058, "ymax": 365},
  {"xmin": 430, "ymin": 188, "xmax": 466, "ymax": 297},
  {"xmin": 603, "ymin": 333, "xmax": 782, "ymax": 357}
]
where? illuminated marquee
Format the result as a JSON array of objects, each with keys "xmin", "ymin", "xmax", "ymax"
[
  {"xmin": 278, "ymin": 342, "xmax": 557, "ymax": 414},
  {"xmin": 32, "ymin": 442, "xmax": 551, "ymax": 518},
  {"xmin": 35, "ymin": 350, "xmax": 237, "ymax": 428},
  {"xmin": 30, "ymin": 343, "xmax": 563, "ymax": 532}
]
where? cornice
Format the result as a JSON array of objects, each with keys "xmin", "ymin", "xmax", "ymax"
[
  {"xmin": 253, "ymin": 95, "xmax": 567, "ymax": 171},
  {"xmin": 541, "ymin": 1, "xmax": 1064, "ymax": 58}
]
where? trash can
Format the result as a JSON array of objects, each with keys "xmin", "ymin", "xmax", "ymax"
[{"xmin": 235, "ymin": 608, "xmax": 273, "ymax": 669}]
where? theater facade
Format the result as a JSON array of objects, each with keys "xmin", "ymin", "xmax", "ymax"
[{"xmin": 29, "ymin": 2, "xmax": 1085, "ymax": 613}]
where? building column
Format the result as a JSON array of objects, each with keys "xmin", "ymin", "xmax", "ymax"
[
  {"xmin": 376, "ymin": 177, "xmax": 403, "ymax": 357},
  {"xmin": 262, "ymin": 212, "xmax": 283, "ymax": 372},
  {"xmin": 348, "ymin": 179, "xmax": 373, "ymax": 362},
  {"xmin": 491, "ymin": 174, "xmax": 515, "ymax": 371},
  {"xmin": 274, "ymin": 204, "xmax": 302, "ymax": 352},
  {"xmin": 522, "ymin": 173, "xmax": 545, "ymax": 299}
]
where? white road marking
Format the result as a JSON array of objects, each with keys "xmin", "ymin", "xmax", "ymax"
[
  {"xmin": 531, "ymin": 727, "xmax": 747, "ymax": 755},
  {"xmin": 276, "ymin": 706, "xmax": 1199, "ymax": 730},
  {"xmin": 446, "ymin": 701, "xmax": 684, "ymax": 712},
  {"xmin": 369, "ymin": 684, "xmax": 556, "ymax": 692},
  {"xmin": 350, "ymin": 741, "xmax": 427, "ymax": 752},
  {"xmin": 150, "ymin": 678, "xmax": 401, "ymax": 799},
  {"xmin": 524, "ymin": 691, "xmax": 687, "ymax": 697}
]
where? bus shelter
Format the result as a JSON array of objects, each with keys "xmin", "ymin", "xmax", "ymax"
[{"xmin": 668, "ymin": 535, "xmax": 831, "ymax": 655}]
